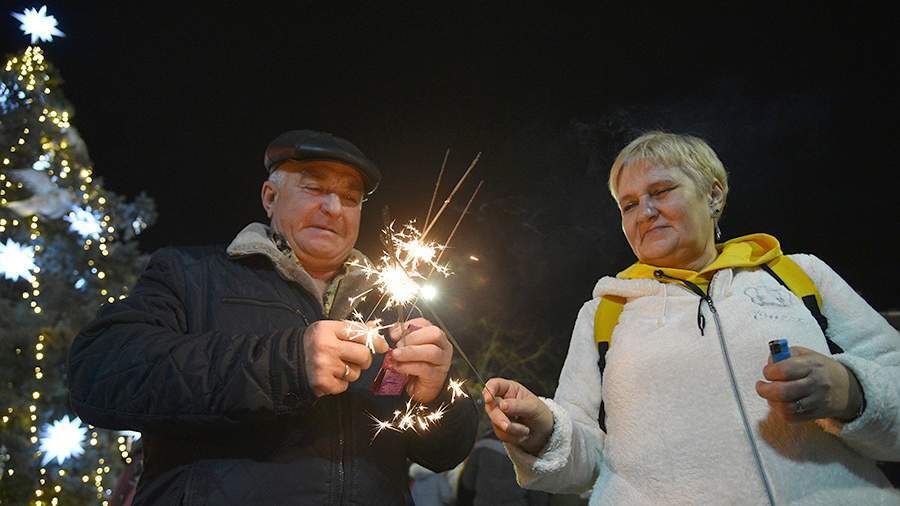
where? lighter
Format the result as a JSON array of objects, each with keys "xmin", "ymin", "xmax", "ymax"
[{"xmin": 768, "ymin": 339, "xmax": 791, "ymax": 362}]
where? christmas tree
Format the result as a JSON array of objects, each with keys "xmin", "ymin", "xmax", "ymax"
[{"xmin": 1, "ymin": 7, "xmax": 156, "ymax": 505}]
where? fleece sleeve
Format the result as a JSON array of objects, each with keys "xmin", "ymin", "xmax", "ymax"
[
  {"xmin": 790, "ymin": 254, "xmax": 900, "ymax": 461},
  {"xmin": 67, "ymin": 248, "xmax": 315, "ymax": 434},
  {"xmin": 505, "ymin": 298, "xmax": 606, "ymax": 494}
]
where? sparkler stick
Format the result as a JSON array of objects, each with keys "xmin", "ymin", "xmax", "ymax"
[
  {"xmin": 420, "ymin": 152, "xmax": 480, "ymax": 240},
  {"xmin": 403, "ymin": 180, "xmax": 484, "ymax": 322},
  {"xmin": 424, "ymin": 149, "xmax": 450, "ymax": 227},
  {"xmin": 416, "ymin": 298, "xmax": 487, "ymax": 387}
]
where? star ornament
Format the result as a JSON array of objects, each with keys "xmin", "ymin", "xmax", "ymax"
[
  {"xmin": 65, "ymin": 206, "xmax": 103, "ymax": 239},
  {"xmin": 39, "ymin": 415, "xmax": 87, "ymax": 466},
  {"xmin": 11, "ymin": 5, "xmax": 65, "ymax": 44},
  {"xmin": 0, "ymin": 238, "xmax": 38, "ymax": 282}
]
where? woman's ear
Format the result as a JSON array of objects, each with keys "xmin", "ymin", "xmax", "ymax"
[{"xmin": 709, "ymin": 180, "xmax": 725, "ymax": 211}]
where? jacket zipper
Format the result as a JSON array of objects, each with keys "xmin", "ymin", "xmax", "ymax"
[
  {"xmin": 220, "ymin": 297, "xmax": 310, "ymax": 326},
  {"xmin": 337, "ymin": 397, "xmax": 345, "ymax": 505},
  {"xmin": 653, "ymin": 270, "xmax": 777, "ymax": 506}
]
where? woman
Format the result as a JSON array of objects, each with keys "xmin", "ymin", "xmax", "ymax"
[{"xmin": 484, "ymin": 132, "xmax": 900, "ymax": 505}]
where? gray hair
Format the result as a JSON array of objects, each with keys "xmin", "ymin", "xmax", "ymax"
[{"xmin": 267, "ymin": 168, "xmax": 288, "ymax": 188}]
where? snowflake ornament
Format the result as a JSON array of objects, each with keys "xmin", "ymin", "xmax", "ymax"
[
  {"xmin": 11, "ymin": 5, "xmax": 65, "ymax": 44},
  {"xmin": 132, "ymin": 216, "xmax": 147, "ymax": 236},
  {"xmin": 119, "ymin": 430, "xmax": 142, "ymax": 441},
  {"xmin": 0, "ymin": 238, "xmax": 38, "ymax": 282},
  {"xmin": 32, "ymin": 153, "xmax": 52, "ymax": 171},
  {"xmin": 39, "ymin": 415, "xmax": 87, "ymax": 466},
  {"xmin": 64, "ymin": 206, "xmax": 103, "ymax": 239}
]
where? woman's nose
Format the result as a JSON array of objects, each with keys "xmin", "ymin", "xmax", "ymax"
[{"xmin": 640, "ymin": 200, "xmax": 658, "ymax": 219}]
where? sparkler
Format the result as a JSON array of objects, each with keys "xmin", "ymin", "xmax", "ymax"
[
  {"xmin": 344, "ymin": 151, "xmax": 487, "ymax": 440},
  {"xmin": 367, "ymin": 381, "xmax": 468, "ymax": 442},
  {"xmin": 347, "ymin": 221, "xmax": 450, "ymax": 311},
  {"xmin": 343, "ymin": 310, "xmax": 391, "ymax": 354}
]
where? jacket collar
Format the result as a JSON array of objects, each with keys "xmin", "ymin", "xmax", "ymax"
[
  {"xmin": 616, "ymin": 233, "xmax": 783, "ymax": 285},
  {"xmin": 225, "ymin": 222, "xmax": 374, "ymax": 318}
]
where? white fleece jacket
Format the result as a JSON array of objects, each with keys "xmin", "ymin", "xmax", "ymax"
[{"xmin": 506, "ymin": 254, "xmax": 900, "ymax": 505}]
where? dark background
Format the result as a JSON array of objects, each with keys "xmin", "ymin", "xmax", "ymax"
[{"xmin": 4, "ymin": 2, "xmax": 897, "ymax": 362}]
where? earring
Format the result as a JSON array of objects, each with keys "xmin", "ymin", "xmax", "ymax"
[{"xmin": 712, "ymin": 208, "xmax": 722, "ymax": 240}]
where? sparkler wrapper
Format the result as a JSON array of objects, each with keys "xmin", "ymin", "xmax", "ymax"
[
  {"xmin": 768, "ymin": 339, "xmax": 791, "ymax": 362},
  {"xmin": 372, "ymin": 350, "xmax": 408, "ymax": 396},
  {"xmin": 372, "ymin": 322, "xmax": 420, "ymax": 396}
]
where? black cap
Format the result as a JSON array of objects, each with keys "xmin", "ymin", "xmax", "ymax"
[{"xmin": 264, "ymin": 130, "xmax": 381, "ymax": 193}]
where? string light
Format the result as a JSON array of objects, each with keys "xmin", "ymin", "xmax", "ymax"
[{"xmin": 1, "ymin": 38, "xmax": 147, "ymax": 502}]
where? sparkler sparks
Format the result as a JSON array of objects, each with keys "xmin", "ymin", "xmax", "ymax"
[
  {"xmin": 349, "ymin": 221, "xmax": 450, "ymax": 310},
  {"xmin": 448, "ymin": 378, "xmax": 469, "ymax": 403},
  {"xmin": 366, "ymin": 379, "xmax": 467, "ymax": 442},
  {"xmin": 343, "ymin": 151, "xmax": 486, "ymax": 441},
  {"xmin": 344, "ymin": 311, "xmax": 391, "ymax": 354}
]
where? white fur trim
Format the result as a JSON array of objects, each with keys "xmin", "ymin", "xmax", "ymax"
[
  {"xmin": 592, "ymin": 276, "xmax": 663, "ymax": 299},
  {"xmin": 818, "ymin": 353, "xmax": 900, "ymax": 460},
  {"xmin": 532, "ymin": 397, "xmax": 574, "ymax": 473}
]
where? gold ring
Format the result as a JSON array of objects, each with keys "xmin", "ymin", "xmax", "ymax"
[{"xmin": 341, "ymin": 363, "xmax": 350, "ymax": 379}]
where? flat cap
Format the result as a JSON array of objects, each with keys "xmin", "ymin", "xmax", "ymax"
[{"xmin": 264, "ymin": 130, "xmax": 381, "ymax": 193}]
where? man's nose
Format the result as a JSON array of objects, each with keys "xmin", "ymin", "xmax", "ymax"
[{"xmin": 321, "ymin": 192, "xmax": 342, "ymax": 215}]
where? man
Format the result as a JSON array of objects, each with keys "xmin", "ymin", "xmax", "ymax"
[{"xmin": 68, "ymin": 130, "xmax": 478, "ymax": 505}]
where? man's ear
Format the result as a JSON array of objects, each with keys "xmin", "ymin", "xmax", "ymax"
[{"xmin": 261, "ymin": 181, "xmax": 277, "ymax": 219}]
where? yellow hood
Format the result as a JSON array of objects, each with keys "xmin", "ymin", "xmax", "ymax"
[{"xmin": 617, "ymin": 233, "xmax": 783, "ymax": 288}]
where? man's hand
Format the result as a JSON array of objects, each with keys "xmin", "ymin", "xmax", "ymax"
[
  {"xmin": 483, "ymin": 378, "xmax": 554, "ymax": 456},
  {"xmin": 304, "ymin": 320, "xmax": 388, "ymax": 398},
  {"xmin": 388, "ymin": 318, "xmax": 452, "ymax": 404},
  {"xmin": 755, "ymin": 346, "xmax": 864, "ymax": 423}
]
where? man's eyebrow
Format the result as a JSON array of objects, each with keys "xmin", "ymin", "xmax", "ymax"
[{"xmin": 298, "ymin": 168, "xmax": 363, "ymax": 191}]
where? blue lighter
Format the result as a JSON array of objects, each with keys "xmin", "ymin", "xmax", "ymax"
[{"xmin": 768, "ymin": 339, "xmax": 791, "ymax": 362}]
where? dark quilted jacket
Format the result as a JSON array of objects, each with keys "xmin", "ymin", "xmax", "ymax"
[{"xmin": 68, "ymin": 245, "xmax": 478, "ymax": 505}]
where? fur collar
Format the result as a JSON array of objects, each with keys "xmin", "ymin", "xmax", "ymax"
[{"xmin": 225, "ymin": 222, "xmax": 373, "ymax": 318}]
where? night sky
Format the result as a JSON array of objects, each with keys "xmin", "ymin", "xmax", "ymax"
[{"xmin": 3, "ymin": 3, "xmax": 897, "ymax": 341}]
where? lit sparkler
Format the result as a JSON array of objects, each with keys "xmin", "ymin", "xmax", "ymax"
[
  {"xmin": 348, "ymin": 221, "xmax": 451, "ymax": 310},
  {"xmin": 367, "ymin": 378, "xmax": 467, "ymax": 442},
  {"xmin": 343, "ymin": 310, "xmax": 391, "ymax": 354},
  {"xmin": 344, "ymin": 151, "xmax": 486, "ymax": 441}
]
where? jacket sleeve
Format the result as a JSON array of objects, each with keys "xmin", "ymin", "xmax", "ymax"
[
  {"xmin": 505, "ymin": 298, "xmax": 606, "ymax": 494},
  {"xmin": 790, "ymin": 254, "xmax": 900, "ymax": 461},
  {"xmin": 405, "ymin": 375, "xmax": 480, "ymax": 472},
  {"xmin": 67, "ymin": 248, "xmax": 315, "ymax": 434}
]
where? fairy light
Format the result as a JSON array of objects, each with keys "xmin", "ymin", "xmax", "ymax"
[{"xmin": 1, "ymin": 40, "xmax": 147, "ymax": 503}]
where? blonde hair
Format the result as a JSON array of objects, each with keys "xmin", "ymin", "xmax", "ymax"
[{"xmin": 608, "ymin": 131, "xmax": 729, "ymax": 212}]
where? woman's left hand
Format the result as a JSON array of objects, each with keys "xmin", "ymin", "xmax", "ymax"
[{"xmin": 755, "ymin": 346, "xmax": 863, "ymax": 423}]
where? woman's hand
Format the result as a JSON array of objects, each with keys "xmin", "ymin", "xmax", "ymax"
[
  {"xmin": 483, "ymin": 378, "xmax": 554, "ymax": 455},
  {"xmin": 755, "ymin": 346, "xmax": 864, "ymax": 423}
]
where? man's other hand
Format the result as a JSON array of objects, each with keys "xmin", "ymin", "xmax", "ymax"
[
  {"xmin": 389, "ymin": 318, "xmax": 453, "ymax": 404},
  {"xmin": 303, "ymin": 320, "xmax": 388, "ymax": 397}
]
